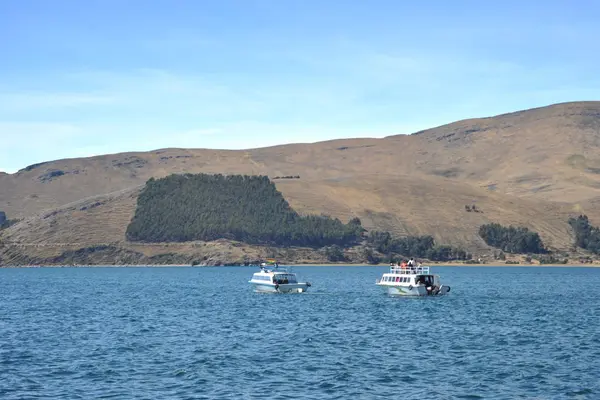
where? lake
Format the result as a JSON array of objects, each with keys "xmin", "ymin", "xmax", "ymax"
[{"xmin": 1, "ymin": 266, "xmax": 599, "ymax": 399}]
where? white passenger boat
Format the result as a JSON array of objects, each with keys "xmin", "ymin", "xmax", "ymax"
[
  {"xmin": 376, "ymin": 263, "xmax": 450, "ymax": 296},
  {"xmin": 249, "ymin": 264, "xmax": 311, "ymax": 293}
]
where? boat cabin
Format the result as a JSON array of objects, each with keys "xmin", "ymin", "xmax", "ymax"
[
  {"xmin": 380, "ymin": 275, "xmax": 415, "ymax": 284},
  {"xmin": 251, "ymin": 273, "xmax": 273, "ymax": 282},
  {"xmin": 272, "ymin": 273, "xmax": 298, "ymax": 284},
  {"xmin": 251, "ymin": 271, "xmax": 298, "ymax": 284}
]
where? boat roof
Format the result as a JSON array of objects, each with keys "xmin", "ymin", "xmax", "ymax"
[{"xmin": 256, "ymin": 266, "xmax": 295, "ymax": 275}]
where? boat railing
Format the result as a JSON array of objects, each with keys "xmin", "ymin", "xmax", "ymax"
[{"xmin": 389, "ymin": 265, "xmax": 430, "ymax": 274}]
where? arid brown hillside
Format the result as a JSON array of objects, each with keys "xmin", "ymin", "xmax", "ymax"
[{"xmin": 2, "ymin": 101, "xmax": 600, "ymax": 264}]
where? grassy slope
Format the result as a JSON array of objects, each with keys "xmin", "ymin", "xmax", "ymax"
[{"xmin": 2, "ymin": 101, "xmax": 600, "ymax": 264}]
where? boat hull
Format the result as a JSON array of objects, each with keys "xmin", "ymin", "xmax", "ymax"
[
  {"xmin": 250, "ymin": 282, "xmax": 311, "ymax": 293},
  {"xmin": 377, "ymin": 284, "xmax": 450, "ymax": 296}
]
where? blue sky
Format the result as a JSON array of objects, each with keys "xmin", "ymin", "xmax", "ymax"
[{"xmin": 1, "ymin": 0, "xmax": 599, "ymax": 173}]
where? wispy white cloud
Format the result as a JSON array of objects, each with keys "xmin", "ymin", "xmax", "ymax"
[
  {"xmin": 0, "ymin": 122, "xmax": 84, "ymax": 172},
  {"xmin": 0, "ymin": 92, "xmax": 116, "ymax": 111},
  {"xmin": 0, "ymin": 122, "xmax": 81, "ymax": 146},
  {"xmin": 0, "ymin": 117, "xmax": 422, "ymax": 173},
  {"xmin": 57, "ymin": 68, "xmax": 272, "ymax": 119}
]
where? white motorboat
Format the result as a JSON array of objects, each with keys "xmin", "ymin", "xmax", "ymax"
[
  {"xmin": 376, "ymin": 263, "xmax": 450, "ymax": 296},
  {"xmin": 249, "ymin": 264, "xmax": 311, "ymax": 293}
]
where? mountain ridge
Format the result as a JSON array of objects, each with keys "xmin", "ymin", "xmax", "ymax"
[{"xmin": 2, "ymin": 101, "xmax": 600, "ymax": 265}]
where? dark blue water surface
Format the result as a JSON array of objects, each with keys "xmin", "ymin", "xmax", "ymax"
[{"xmin": 1, "ymin": 266, "xmax": 600, "ymax": 399}]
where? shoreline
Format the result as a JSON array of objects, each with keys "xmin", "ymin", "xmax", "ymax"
[
  {"xmin": 293, "ymin": 263, "xmax": 600, "ymax": 268},
  {"xmin": 2, "ymin": 263, "xmax": 600, "ymax": 268}
]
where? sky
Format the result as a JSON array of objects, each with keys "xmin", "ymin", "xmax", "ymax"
[{"xmin": 1, "ymin": 0, "xmax": 599, "ymax": 173}]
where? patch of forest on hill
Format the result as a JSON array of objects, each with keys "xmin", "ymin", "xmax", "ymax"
[
  {"xmin": 126, "ymin": 174, "xmax": 365, "ymax": 247},
  {"xmin": 478, "ymin": 223, "xmax": 546, "ymax": 254},
  {"xmin": 569, "ymin": 215, "xmax": 600, "ymax": 254},
  {"xmin": 365, "ymin": 231, "xmax": 472, "ymax": 262}
]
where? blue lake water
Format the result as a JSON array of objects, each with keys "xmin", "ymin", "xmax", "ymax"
[{"xmin": 1, "ymin": 266, "xmax": 599, "ymax": 399}]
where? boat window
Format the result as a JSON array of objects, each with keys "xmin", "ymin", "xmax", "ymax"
[{"xmin": 272, "ymin": 274, "xmax": 297, "ymax": 284}]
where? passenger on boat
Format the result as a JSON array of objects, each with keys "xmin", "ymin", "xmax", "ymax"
[
  {"xmin": 407, "ymin": 258, "xmax": 416, "ymax": 272},
  {"xmin": 400, "ymin": 260, "xmax": 408, "ymax": 269}
]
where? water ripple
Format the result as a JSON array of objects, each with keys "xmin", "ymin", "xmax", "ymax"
[{"xmin": 0, "ymin": 266, "xmax": 599, "ymax": 399}]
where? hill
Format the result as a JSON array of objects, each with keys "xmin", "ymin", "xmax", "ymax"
[{"xmin": 2, "ymin": 101, "xmax": 600, "ymax": 265}]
